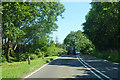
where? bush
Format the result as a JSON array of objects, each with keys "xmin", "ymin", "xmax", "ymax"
[
  {"xmin": 46, "ymin": 47, "xmax": 66, "ymax": 56},
  {"xmin": 34, "ymin": 48, "xmax": 41, "ymax": 55},
  {"xmin": 1, "ymin": 50, "xmax": 7, "ymax": 62},
  {"xmin": 34, "ymin": 48, "xmax": 43, "ymax": 58},
  {"xmin": 2, "ymin": 56, "xmax": 7, "ymax": 62},
  {"xmin": 30, "ymin": 54, "xmax": 38, "ymax": 60},
  {"xmin": 38, "ymin": 52, "xmax": 42, "ymax": 58},
  {"xmin": 47, "ymin": 47, "xmax": 59, "ymax": 56},
  {"xmin": 91, "ymin": 49, "xmax": 120, "ymax": 64},
  {"xmin": 17, "ymin": 52, "xmax": 31, "ymax": 61}
]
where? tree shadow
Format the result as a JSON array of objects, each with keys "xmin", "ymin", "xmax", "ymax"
[
  {"xmin": 78, "ymin": 54, "xmax": 120, "ymax": 79},
  {"xmin": 49, "ymin": 54, "xmax": 80, "ymax": 67},
  {"xmin": 48, "ymin": 54, "xmax": 120, "ymax": 79}
]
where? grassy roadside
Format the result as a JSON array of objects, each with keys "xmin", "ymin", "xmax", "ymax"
[
  {"xmin": 89, "ymin": 50, "xmax": 120, "ymax": 64},
  {"xmin": 2, "ymin": 55, "xmax": 59, "ymax": 79}
]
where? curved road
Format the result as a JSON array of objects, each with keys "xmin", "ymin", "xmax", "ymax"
[{"xmin": 24, "ymin": 54, "xmax": 119, "ymax": 80}]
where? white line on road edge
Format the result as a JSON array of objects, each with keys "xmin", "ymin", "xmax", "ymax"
[
  {"xmin": 78, "ymin": 55, "xmax": 112, "ymax": 80},
  {"xmin": 76, "ymin": 55, "xmax": 103, "ymax": 80},
  {"xmin": 24, "ymin": 56, "xmax": 60, "ymax": 79},
  {"xmin": 24, "ymin": 63, "xmax": 48, "ymax": 78}
]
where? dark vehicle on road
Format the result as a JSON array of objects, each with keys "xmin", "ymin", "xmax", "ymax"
[{"xmin": 67, "ymin": 46, "xmax": 76, "ymax": 55}]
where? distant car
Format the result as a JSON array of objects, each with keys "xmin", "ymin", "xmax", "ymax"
[
  {"xmin": 67, "ymin": 46, "xmax": 76, "ymax": 55},
  {"xmin": 75, "ymin": 51, "xmax": 80, "ymax": 54}
]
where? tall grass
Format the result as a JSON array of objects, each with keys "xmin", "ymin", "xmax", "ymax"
[{"xmin": 90, "ymin": 49, "xmax": 120, "ymax": 64}]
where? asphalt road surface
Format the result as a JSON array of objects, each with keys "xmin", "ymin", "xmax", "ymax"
[{"xmin": 24, "ymin": 54, "xmax": 120, "ymax": 80}]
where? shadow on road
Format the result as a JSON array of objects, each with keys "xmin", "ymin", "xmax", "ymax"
[
  {"xmin": 48, "ymin": 54, "xmax": 80, "ymax": 67},
  {"xmin": 48, "ymin": 54, "xmax": 98, "ymax": 78},
  {"xmin": 79, "ymin": 54, "xmax": 120, "ymax": 79},
  {"xmin": 48, "ymin": 54, "xmax": 119, "ymax": 79}
]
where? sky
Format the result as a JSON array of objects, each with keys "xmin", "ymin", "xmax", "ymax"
[{"xmin": 51, "ymin": 2, "xmax": 92, "ymax": 44}]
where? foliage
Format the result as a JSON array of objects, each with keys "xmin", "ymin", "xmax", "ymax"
[
  {"xmin": 2, "ymin": 56, "xmax": 7, "ymax": 62},
  {"xmin": 34, "ymin": 48, "xmax": 41, "ymax": 55},
  {"xmin": 2, "ymin": 2, "xmax": 65, "ymax": 62},
  {"xmin": 47, "ymin": 46, "xmax": 66, "ymax": 56},
  {"xmin": 1, "ymin": 50, "xmax": 7, "ymax": 62},
  {"xmin": 82, "ymin": 2, "xmax": 120, "ymax": 64},
  {"xmin": 91, "ymin": 49, "xmax": 120, "ymax": 64},
  {"xmin": 34, "ymin": 48, "xmax": 43, "ymax": 58},
  {"xmin": 18, "ymin": 52, "xmax": 30, "ymax": 61},
  {"xmin": 30, "ymin": 54, "xmax": 38, "ymax": 60},
  {"xmin": 82, "ymin": 2, "xmax": 120, "ymax": 51},
  {"xmin": 64, "ymin": 30, "xmax": 94, "ymax": 54},
  {"xmin": 2, "ymin": 56, "xmax": 58, "ymax": 78}
]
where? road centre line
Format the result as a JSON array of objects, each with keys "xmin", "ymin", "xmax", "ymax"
[
  {"xmin": 78, "ymin": 55, "xmax": 112, "ymax": 80},
  {"xmin": 76, "ymin": 55, "xmax": 103, "ymax": 80}
]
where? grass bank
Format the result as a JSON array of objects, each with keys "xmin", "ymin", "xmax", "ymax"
[
  {"xmin": 2, "ymin": 55, "xmax": 59, "ymax": 79},
  {"xmin": 90, "ymin": 49, "xmax": 120, "ymax": 64}
]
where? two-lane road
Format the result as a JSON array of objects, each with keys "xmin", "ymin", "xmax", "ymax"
[{"xmin": 24, "ymin": 54, "xmax": 119, "ymax": 79}]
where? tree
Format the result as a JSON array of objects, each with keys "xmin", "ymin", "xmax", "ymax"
[
  {"xmin": 64, "ymin": 31, "xmax": 76, "ymax": 46},
  {"xmin": 82, "ymin": 2, "xmax": 120, "ymax": 51},
  {"xmin": 2, "ymin": 2, "xmax": 65, "ymax": 62},
  {"xmin": 64, "ymin": 30, "xmax": 94, "ymax": 54}
]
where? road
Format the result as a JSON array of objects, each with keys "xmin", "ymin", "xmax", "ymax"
[{"xmin": 24, "ymin": 54, "xmax": 120, "ymax": 80}]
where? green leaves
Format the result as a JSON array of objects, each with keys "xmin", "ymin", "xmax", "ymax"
[
  {"xmin": 2, "ymin": 2, "xmax": 65, "ymax": 62},
  {"xmin": 83, "ymin": 2, "xmax": 120, "ymax": 50},
  {"xmin": 64, "ymin": 30, "xmax": 94, "ymax": 54}
]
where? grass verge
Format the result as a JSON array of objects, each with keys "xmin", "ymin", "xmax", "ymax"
[
  {"xmin": 90, "ymin": 49, "xmax": 120, "ymax": 64},
  {"xmin": 2, "ymin": 56, "xmax": 58, "ymax": 79}
]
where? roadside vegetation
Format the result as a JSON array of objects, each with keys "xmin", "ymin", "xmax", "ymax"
[
  {"xmin": 64, "ymin": 2, "xmax": 120, "ymax": 64},
  {"xmin": 2, "ymin": 56, "xmax": 57, "ymax": 78},
  {"xmin": 64, "ymin": 30, "xmax": 95, "ymax": 54},
  {"xmin": 2, "ymin": 50, "xmax": 66, "ymax": 79},
  {"xmin": 1, "ymin": 2, "xmax": 66, "ymax": 78},
  {"xmin": 82, "ymin": 2, "xmax": 120, "ymax": 64},
  {"xmin": 1, "ymin": 1, "xmax": 120, "ymax": 79},
  {"xmin": 91, "ymin": 50, "xmax": 119, "ymax": 64}
]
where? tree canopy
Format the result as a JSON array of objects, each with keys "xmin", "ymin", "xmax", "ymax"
[
  {"xmin": 82, "ymin": 2, "xmax": 120, "ymax": 51},
  {"xmin": 64, "ymin": 30, "xmax": 94, "ymax": 54},
  {"xmin": 2, "ymin": 2, "xmax": 65, "ymax": 62}
]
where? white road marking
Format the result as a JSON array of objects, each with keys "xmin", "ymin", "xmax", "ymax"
[
  {"xmin": 76, "ymin": 55, "xmax": 103, "ymax": 80},
  {"xmin": 24, "ymin": 63, "xmax": 48, "ymax": 78},
  {"xmin": 24, "ymin": 56, "xmax": 60, "ymax": 79},
  {"xmin": 78, "ymin": 55, "xmax": 112, "ymax": 80}
]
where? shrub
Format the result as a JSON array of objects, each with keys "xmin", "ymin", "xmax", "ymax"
[
  {"xmin": 1, "ymin": 50, "xmax": 7, "ymax": 62},
  {"xmin": 91, "ymin": 49, "xmax": 120, "ymax": 64},
  {"xmin": 30, "ymin": 54, "xmax": 38, "ymax": 60},
  {"xmin": 34, "ymin": 48, "xmax": 41, "ymax": 55},
  {"xmin": 46, "ymin": 47, "xmax": 66, "ymax": 56},
  {"xmin": 38, "ymin": 52, "xmax": 42, "ymax": 58},
  {"xmin": 17, "ymin": 52, "xmax": 31, "ymax": 61},
  {"xmin": 2, "ymin": 56, "xmax": 7, "ymax": 62}
]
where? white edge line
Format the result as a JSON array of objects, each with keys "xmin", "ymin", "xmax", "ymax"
[
  {"xmin": 24, "ymin": 56, "xmax": 60, "ymax": 79},
  {"xmin": 78, "ymin": 55, "xmax": 112, "ymax": 80},
  {"xmin": 76, "ymin": 55, "xmax": 103, "ymax": 80}
]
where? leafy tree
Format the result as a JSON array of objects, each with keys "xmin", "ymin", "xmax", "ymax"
[
  {"xmin": 2, "ymin": 2, "xmax": 65, "ymax": 62},
  {"xmin": 64, "ymin": 30, "xmax": 94, "ymax": 54},
  {"xmin": 64, "ymin": 31, "xmax": 76, "ymax": 47},
  {"xmin": 82, "ymin": 2, "xmax": 120, "ymax": 51}
]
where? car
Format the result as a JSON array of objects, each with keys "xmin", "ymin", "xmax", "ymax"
[
  {"xmin": 75, "ymin": 51, "xmax": 80, "ymax": 54},
  {"xmin": 67, "ymin": 46, "xmax": 76, "ymax": 55}
]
